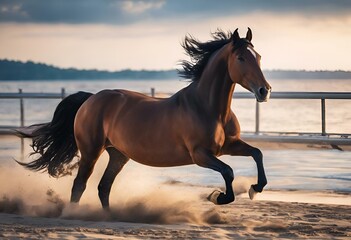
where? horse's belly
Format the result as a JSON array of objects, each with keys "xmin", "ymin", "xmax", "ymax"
[
  {"xmin": 133, "ymin": 153, "xmax": 193, "ymax": 167},
  {"xmin": 122, "ymin": 145, "xmax": 193, "ymax": 167},
  {"xmin": 106, "ymin": 132, "xmax": 193, "ymax": 166}
]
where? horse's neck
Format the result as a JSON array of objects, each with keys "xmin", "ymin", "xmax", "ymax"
[{"xmin": 195, "ymin": 46, "xmax": 235, "ymax": 123}]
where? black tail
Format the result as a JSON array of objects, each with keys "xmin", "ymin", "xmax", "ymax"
[{"xmin": 16, "ymin": 91, "xmax": 93, "ymax": 177}]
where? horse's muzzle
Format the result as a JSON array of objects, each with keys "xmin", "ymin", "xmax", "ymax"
[{"xmin": 256, "ymin": 86, "xmax": 271, "ymax": 102}]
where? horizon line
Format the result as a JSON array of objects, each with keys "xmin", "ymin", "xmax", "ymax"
[{"xmin": 1, "ymin": 58, "xmax": 351, "ymax": 73}]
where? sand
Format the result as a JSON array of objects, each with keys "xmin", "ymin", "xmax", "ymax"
[
  {"xmin": 0, "ymin": 136, "xmax": 350, "ymax": 239},
  {"xmin": 0, "ymin": 195, "xmax": 350, "ymax": 239},
  {"xmin": 0, "ymin": 188, "xmax": 350, "ymax": 239}
]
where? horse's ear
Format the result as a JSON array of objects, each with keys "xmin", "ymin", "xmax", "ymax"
[
  {"xmin": 246, "ymin": 27, "xmax": 252, "ymax": 42},
  {"xmin": 232, "ymin": 28, "xmax": 240, "ymax": 44}
]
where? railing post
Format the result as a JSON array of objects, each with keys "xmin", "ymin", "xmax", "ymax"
[
  {"xmin": 19, "ymin": 89, "xmax": 24, "ymax": 127},
  {"xmin": 61, "ymin": 88, "xmax": 66, "ymax": 99},
  {"xmin": 321, "ymin": 98, "xmax": 326, "ymax": 136},
  {"xmin": 255, "ymin": 101, "xmax": 260, "ymax": 134},
  {"xmin": 151, "ymin": 88, "xmax": 155, "ymax": 97},
  {"xmin": 19, "ymin": 88, "xmax": 24, "ymax": 159}
]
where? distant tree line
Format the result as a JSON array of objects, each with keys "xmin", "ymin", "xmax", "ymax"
[
  {"xmin": 0, "ymin": 59, "xmax": 177, "ymax": 80},
  {"xmin": 1, "ymin": 59, "xmax": 351, "ymax": 80}
]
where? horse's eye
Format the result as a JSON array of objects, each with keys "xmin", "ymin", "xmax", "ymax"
[{"xmin": 238, "ymin": 56, "xmax": 245, "ymax": 62}]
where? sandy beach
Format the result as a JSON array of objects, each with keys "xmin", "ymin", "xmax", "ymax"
[
  {"xmin": 1, "ymin": 136, "xmax": 350, "ymax": 239},
  {"xmin": 0, "ymin": 190, "xmax": 350, "ymax": 239}
]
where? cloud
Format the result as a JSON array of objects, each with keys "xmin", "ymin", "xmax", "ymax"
[
  {"xmin": 0, "ymin": 0, "xmax": 350, "ymax": 25},
  {"xmin": 0, "ymin": 2, "xmax": 28, "ymax": 20},
  {"xmin": 1, "ymin": 1, "xmax": 350, "ymax": 71},
  {"xmin": 120, "ymin": 0, "xmax": 165, "ymax": 14}
]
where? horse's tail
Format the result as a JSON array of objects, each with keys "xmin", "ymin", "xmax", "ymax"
[{"xmin": 16, "ymin": 91, "xmax": 93, "ymax": 177}]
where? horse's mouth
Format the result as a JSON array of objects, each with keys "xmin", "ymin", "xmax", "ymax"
[{"xmin": 256, "ymin": 97, "xmax": 269, "ymax": 102}]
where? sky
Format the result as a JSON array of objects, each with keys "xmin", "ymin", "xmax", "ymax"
[{"xmin": 0, "ymin": 0, "xmax": 350, "ymax": 71}]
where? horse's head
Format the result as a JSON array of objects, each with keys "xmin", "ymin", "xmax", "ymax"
[{"xmin": 228, "ymin": 28, "xmax": 271, "ymax": 102}]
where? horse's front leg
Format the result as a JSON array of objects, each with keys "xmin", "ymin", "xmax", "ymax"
[
  {"xmin": 222, "ymin": 139, "xmax": 267, "ymax": 199},
  {"xmin": 191, "ymin": 148, "xmax": 235, "ymax": 205}
]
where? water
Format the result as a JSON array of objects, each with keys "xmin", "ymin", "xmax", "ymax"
[
  {"xmin": 1, "ymin": 78, "xmax": 351, "ymax": 192},
  {"xmin": 1, "ymin": 78, "xmax": 351, "ymax": 133}
]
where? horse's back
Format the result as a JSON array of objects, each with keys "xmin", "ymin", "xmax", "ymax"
[{"xmin": 75, "ymin": 89, "xmax": 156, "ymax": 137}]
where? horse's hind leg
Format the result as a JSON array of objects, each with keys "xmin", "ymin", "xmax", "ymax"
[
  {"xmin": 70, "ymin": 148, "xmax": 102, "ymax": 204},
  {"xmin": 98, "ymin": 147, "xmax": 129, "ymax": 210}
]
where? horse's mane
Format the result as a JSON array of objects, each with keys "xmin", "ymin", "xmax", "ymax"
[
  {"xmin": 179, "ymin": 29, "xmax": 253, "ymax": 81},
  {"xmin": 178, "ymin": 30, "xmax": 233, "ymax": 82}
]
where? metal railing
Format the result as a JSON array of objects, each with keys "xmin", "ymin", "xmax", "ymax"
[
  {"xmin": 233, "ymin": 92, "xmax": 351, "ymax": 136},
  {"xmin": 1, "ymin": 89, "xmax": 351, "ymax": 146},
  {"xmin": 1, "ymin": 88, "xmax": 66, "ymax": 128}
]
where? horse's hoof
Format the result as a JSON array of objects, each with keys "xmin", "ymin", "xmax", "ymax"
[
  {"xmin": 207, "ymin": 190, "xmax": 222, "ymax": 205},
  {"xmin": 249, "ymin": 185, "xmax": 258, "ymax": 200}
]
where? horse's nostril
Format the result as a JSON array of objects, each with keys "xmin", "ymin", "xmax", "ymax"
[{"xmin": 259, "ymin": 87, "xmax": 266, "ymax": 96}]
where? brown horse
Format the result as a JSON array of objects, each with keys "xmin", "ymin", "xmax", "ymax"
[{"xmin": 17, "ymin": 28, "xmax": 271, "ymax": 209}]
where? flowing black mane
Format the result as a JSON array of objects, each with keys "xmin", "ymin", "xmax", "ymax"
[
  {"xmin": 179, "ymin": 29, "xmax": 252, "ymax": 82},
  {"xmin": 179, "ymin": 30, "xmax": 232, "ymax": 81}
]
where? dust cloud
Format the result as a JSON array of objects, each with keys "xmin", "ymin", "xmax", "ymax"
[
  {"xmin": 0, "ymin": 187, "xmax": 225, "ymax": 224},
  {"xmin": 0, "ymin": 150, "xmax": 254, "ymax": 225}
]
